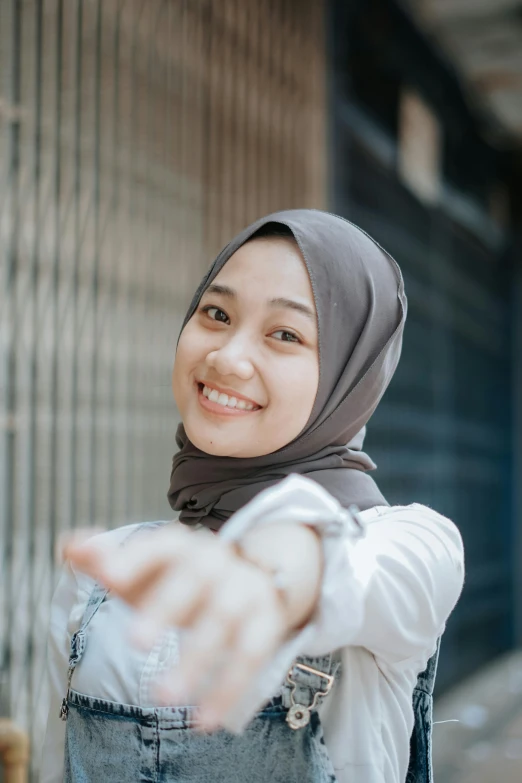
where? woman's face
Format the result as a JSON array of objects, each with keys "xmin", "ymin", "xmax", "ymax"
[{"xmin": 172, "ymin": 237, "xmax": 319, "ymax": 457}]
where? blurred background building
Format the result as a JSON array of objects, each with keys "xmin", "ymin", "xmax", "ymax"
[{"xmin": 0, "ymin": 0, "xmax": 521, "ymax": 780}]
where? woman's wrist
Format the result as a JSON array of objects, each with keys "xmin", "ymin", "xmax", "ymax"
[{"xmin": 235, "ymin": 522, "xmax": 323, "ymax": 631}]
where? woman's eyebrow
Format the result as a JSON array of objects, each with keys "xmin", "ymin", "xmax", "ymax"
[
  {"xmin": 206, "ymin": 283, "xmax": 236, "ymax": 298},
  {"xmin": 205, "ymin": 284, "xmax": 315, "ymax": 320},
  {"xmin": 269, "ymin": 297, "xmax": 316, "ymax": 320}
]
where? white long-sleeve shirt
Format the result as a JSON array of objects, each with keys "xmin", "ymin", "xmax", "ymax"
[{"xmin": 42, "ymin": 475, "xmax": 464, "ymax": 783}]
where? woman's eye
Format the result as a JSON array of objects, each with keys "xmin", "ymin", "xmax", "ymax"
[
  {"xmin": 272, "ymin": 329, "xmax": 300, "ymax": 343},
  {"xmin": 202, "ymin": 306, "xmax": 230, "ymax": 324}
]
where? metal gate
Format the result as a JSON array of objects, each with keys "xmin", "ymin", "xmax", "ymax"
[{"xmin": 0, "ymin": 1, "xmax": 326, "ymax": 775}]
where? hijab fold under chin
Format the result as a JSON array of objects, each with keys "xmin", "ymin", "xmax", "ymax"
[{"xmin": 168, "ymin": 209, "xmax": 407, "ymax": 531}]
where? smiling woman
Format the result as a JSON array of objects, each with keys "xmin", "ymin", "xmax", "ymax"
[
  {"xmin": 42, "ymin": 209, "xmax": 464, "ymax": 783},
  {"xmin": 172, "ymin": 225, "xmax": 319, "ymax": 457}
]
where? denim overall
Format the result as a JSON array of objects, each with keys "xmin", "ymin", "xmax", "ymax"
[
  {"xmin": 59, "ymin": 519, "xmax": 440, "ymax": 782},
  {"xmin": 406, "ymin": 639, "xmax": 440, "ymax": 783},
  {"xmin": 61, "ymin": 581, "xmax": 342, "ymax": 782}
]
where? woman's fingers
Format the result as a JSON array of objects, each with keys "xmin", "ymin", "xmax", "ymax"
[
  {"xmin": 62, "ymin": 533, "xmax": 116, "ymax": 580},
  {"xmin": 197, "ymin": 608, "xmax": 285, "ymax": 729},
  {"xmin": 100, "ymin": 526, "xmax": 194, "ymax": 598},
  {"xmin": 157, "ymin": 615, "xmax": 231, "ymax": 705},
  {"xmin": 166, "ymin": 566, "xmax": 256, "ymax": 700},
  {"xmin": 66, "ymin": 522, "xmax": 291, "ymax": 728},
  {"xmin": 58, "ymin": 528, "xmax": 107, "ymax": 564},
  {"xmin": 174, "ymin": 568, "xmax": 286, "ymax": 728},
  {"xmin": 125, "ymin": 532, "xmax": 236, "ymax": 646},
  {"xmin": 131, "ymin": 563, "xmax": 212, "ymax": 647},
  {"xmin": 66, "ymin": 524, "xmax": 209, "ymax": 607}
]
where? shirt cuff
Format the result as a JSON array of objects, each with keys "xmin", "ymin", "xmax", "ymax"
[{"xmin": 218, "ymin": 474, "xmax": 365, "ymax": 732}]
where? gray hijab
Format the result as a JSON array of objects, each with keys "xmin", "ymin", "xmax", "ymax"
[{"xmin": 168, "ymin": 209, "xmax": 407, "ymax": 530}]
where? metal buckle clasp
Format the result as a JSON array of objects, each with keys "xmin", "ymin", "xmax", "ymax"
[{"xmin": 285, "ymin": 663, "xmax": 334, "ymax": 730}]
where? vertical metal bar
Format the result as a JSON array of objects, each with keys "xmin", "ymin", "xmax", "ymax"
[
  {"xmin": 49, "ymin": 0, "xmax": 64, "ymax": 566},
  {"xmin": 124, "ymin": 2, "xmax": 144, "ymax": 523},
  {"xmin": 235, "ymin": 0, "xmax": 247, "ymax": 228},
  {"xmin": 201, "ymin": 1, "xmax": 212, "ymax": 256},
  {"xmin": 270, "ymin": 0, "xmax": 279, "ymax": 211},
  {"xmin": 252, "ymin": 0, "xmax": 260, "ymax": 220},
  {"xmin": 243, "ymin": 0, "xmax": 254, "ymax": 225},
  {"xmin": 512, "ymin": 239, "xmax": 522, "ymax": 646},
  {"xmin": 266, "ymin": 0, "xmax": 276, "ymax": 213},
  {"xmin": 221, "ymin": 0, "xmax": 232, "ymax": 234},
  {"xmin": 182, "ymin": 0, "xmax": 191, "ymax": 287},
  {"xmin": 1, "ymin": 0, "xmax": 22, "ymax": 711},
  {"xmin": 177, "ymin": 0, "xmax": 186, "ymax": 297},
  {"xmin": 139, "ymin": 4, "xmax": 153, "ymax": 516},
  {"xmin": 325, "ymin": 0, "xmax": 339, "ymax": 211},
  {"xmin": 258, "ymin": 0, "xmax": 269, "ymax": 217},
  {"xmin": 106, "ymin": 0, "xmax": 122, "ymax": 528},
  {"xmin": 165, "ymin": 0, "xmax": 176, "ymax": 469},
  {"xmin": 88, "ymin": 0, "xmax": 103, "ymax": 527},
  {"xmin": 289, "ymin": 0, "xmax": 299, "ymax": 209},
  {"xmin": 308, "ymin": 0, "xmax": 327, "ymax": 209},
  {"xmin": 0, "ymin": 3, "xmax": 6, "ymax": 713},
  {"xmin": 282, "ymin": 0, "xmax": 291, "ymax": 211},
  {"xmin": 141, "ymin": 0, "xmax": 166, "ymax": 516},
  {"xmin": 69, "ymin": 0, "xmax": 84, "ymax": 530},
  {"xmin": 124, "ymin": 0, "xmax": 138, "ymax": 522},
  {"xmin": 276, "ymin": 0, "xmax": 288, "ymax": 212},
  {"xmin": 189, "ymin": 0, "xmax": 204, "ymax": 274},
  {"xmin": 25, "ymin": 0, "xmax": 44, "ymax": 736}
]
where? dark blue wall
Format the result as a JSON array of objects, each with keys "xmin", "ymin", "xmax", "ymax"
[{"xmin": 330, "ymin": 0, "xmax": 515, "ymax": 693}]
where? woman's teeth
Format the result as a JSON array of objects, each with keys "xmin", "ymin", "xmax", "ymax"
[{"xmin": 202, "ymin": 385, "xmax": 255, "ymax": 411}]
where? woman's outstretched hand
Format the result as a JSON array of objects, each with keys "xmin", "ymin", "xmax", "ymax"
[{"xmin": 62, "ymin": 521, "xmax": 322, "ymax": 731}]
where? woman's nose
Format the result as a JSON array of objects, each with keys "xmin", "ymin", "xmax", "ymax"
[{"xmin": 205, "ymin": 337, "xmax": 255, "ymax": 381}]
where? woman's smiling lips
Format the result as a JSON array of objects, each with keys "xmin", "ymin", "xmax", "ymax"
[{"xmin": 196, "ymin": 381, "xmax": 262, "ymax": 416}]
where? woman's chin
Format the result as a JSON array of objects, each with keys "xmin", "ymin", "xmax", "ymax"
[
  {"xmin": 185, "ymin": 425, "xmax": 243, "ymax": 457},
  {"xmin": 199, "ymin": 440, "xmax": 237, "ymax": 457},
  {"xmin": 185, "ymin": 427, "xmax": 263, "ymax": 458},
  {"xmin": 183, "ymin": 413, "xmax": 297, "ymax": 458}
]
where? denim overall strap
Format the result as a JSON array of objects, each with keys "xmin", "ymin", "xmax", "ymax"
[
  {"xmin": 406, "ymin": 637, "xmax": 441, "ymax": 783},
  {"xmin": 60, "ymin": 522, "xmax": 167, "ymax": 721},
  {"xmin": 59, "ymin": 582, "xmax": 109, "ymax": 720},
  {"xmin": 280, "ymin": 653, "xmax": 340, "ymax": 729},
  {"xmin": 415, "ymin": 639, "xmax": 440, "ymax": 696},
  {"xmin": 67, "ymin": 523, "xmax": 166, "ymax": 670}
]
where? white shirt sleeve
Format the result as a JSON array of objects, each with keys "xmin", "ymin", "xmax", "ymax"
[
  {"xmin": 319, "ymin": 502, "xmax": 464, "ymax": 667},
  {"xmin": 219, "ymin": 474, "xmax": 464, "ymax": 731}
]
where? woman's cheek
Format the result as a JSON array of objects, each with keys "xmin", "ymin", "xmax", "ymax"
[
  {"xmin": 174, "ymin": 326, "xmax": 203, "ymax": 380},
  {"xmin": 267, "ymin": 382, "xmax": 300, "ymax": 437},
  {"xmin": 281, "ymin": 358, "xmax": 318, "ymax": 433},
  {"xmin": 172, "ymin": 343, "xmax": 194, "ymax": 412}
]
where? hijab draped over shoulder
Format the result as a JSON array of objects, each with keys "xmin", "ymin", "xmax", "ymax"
[{"xmin": 168, "ymin": 209, "xmax": 407, "ymax": 530}]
